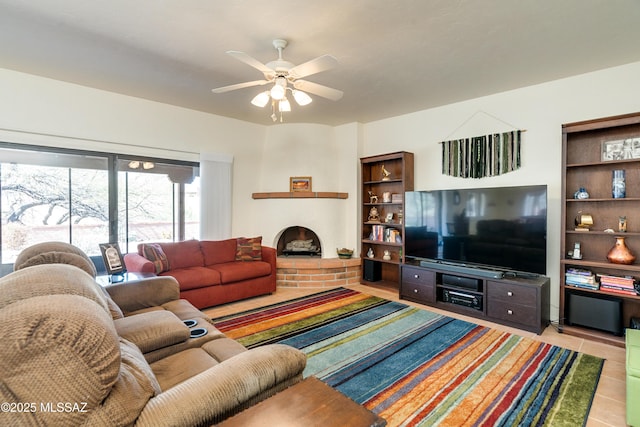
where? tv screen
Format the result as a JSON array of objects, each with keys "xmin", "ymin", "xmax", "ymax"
[{"xmin": 404, "ymin": 185, "xmax": 547, "ymax": 275}]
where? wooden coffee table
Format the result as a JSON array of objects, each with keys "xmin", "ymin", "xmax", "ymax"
[{"xmin": 217, "ymin": 376, "xmax": 386, "ymax": 427}]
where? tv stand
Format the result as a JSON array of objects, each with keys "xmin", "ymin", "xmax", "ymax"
[
  {"xmin": 418, "ymin": 259, "xmax": 504, "ymax": 279},
  {"xmin": 401, "ymin": 260, "xmax": 550, "ymax": 334}
]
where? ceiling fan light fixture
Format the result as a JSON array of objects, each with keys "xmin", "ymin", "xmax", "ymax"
[
  {"xmin": 251, "ymin": 91, "xmax": 270, "ymax": 107},
  {"xmin": 270, "ymin": 77, "xmax": 287, "ymax": 100},
  {"xmin": 279, "ymin": 98, "xmax": 291, "ymax": 112},
  {"xmin": 292, "ymin": 90, "xmax": 312, "ymax": 106}
]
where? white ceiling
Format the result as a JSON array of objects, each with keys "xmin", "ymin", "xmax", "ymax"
[{"xmin": 1, "ymin": 0, "xmax": 639, "ymax": 126}]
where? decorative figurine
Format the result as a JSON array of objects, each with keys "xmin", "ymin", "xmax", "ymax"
[
  {"xmin": 382, "ymin": 191, "xmax": 391, "ymax": 203},
  {"xmin": 383, "ymin": 250, "xmax": 391, "ymax": 261},
  {"xmin": 368, "ymin": 191, "xmax": 378, "ymax": 203},
  {"xmin": 368, "ymin": 206, "xmax": 380, "ymax": 222},
  {"xmin": 619, "ymin": 216, "xmax": 628, "ymax": 233},
  {"xmin": 574, "ymin": 212, "xmax": 593, "ymax": 231},
  {"xmin": 367, "ymin": 247, "xmax": 375, "ymax": 258},
  {"xmin": 381, "ymin": 164, "xmax": 391, "ymax": 181}
]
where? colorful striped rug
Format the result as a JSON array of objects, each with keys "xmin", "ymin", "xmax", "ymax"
[{"xmin": 212, "ymin": 288, "xmax": 603, "ymax": 426}]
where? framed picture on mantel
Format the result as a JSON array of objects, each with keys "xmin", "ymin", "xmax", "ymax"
[{"xmin": 290, "ymin": 176, "xmax": 312, "ymax": 192}]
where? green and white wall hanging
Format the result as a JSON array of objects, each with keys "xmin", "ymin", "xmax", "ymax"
[{"xmin": 441, "ymin": 130, "xmax": 522, "ymax": 179}]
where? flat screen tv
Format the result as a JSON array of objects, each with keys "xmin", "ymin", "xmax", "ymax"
[{"xmin": 404, "ymin": 185, "xmax": 547, "ymax": 275}]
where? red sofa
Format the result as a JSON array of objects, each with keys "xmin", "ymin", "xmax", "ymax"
[{"xmin": 123, "ymin": 238, "xmax": 276, "ymax": 309}]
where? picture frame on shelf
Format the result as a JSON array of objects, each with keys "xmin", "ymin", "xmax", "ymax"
[
  {"xmin": 601, "ymin": 138, "xmax": 640, "ymax": 161},
  {"xmin": 99, "ymin": 242, "xmax": 125, "ymax": 275},
  {"xmin": 290, "ymin": 176, "xmax": 312, "ymax": 192}
]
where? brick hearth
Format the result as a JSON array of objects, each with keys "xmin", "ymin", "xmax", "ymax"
[{"xmin": 276, "ymin": 257, "xmax": 361, "ymax": 288}]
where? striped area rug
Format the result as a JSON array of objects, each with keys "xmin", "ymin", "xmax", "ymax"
[{"xmin": 212, "ymin": 288, "xmax": 603, "ymax": 426}]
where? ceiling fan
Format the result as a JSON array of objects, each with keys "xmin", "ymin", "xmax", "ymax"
[{"xmin": 212, "ymin": 39, "xmax": 343, "ymax": 121}]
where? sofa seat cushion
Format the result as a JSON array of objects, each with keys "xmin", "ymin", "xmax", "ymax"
[
  {"xmin": 161, "ymin": 267, "xmax": 221, "ymax": 291},
  {"xmin": 150, "ymin": 347, "xmax": 219, "ymax": 391},
  {"xmin": 210, "ymin": 261, "xmax": 271, "ymax": 284}
]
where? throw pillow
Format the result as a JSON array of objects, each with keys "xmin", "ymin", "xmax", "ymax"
[
  {"xmin": 235, "ymin": 236, "xmax": 262, "ymax": 261},
  {"xmin": 141, "ymin": 243, "xmax": 170, "ymax": 274}
]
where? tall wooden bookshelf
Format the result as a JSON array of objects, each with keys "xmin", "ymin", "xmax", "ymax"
[
  {"xmin": 360, "ymin": 151, "xmax": 414, "ymax": 289},
  {"xmin": 560, "ymin": 112, "xmax": 640, "ymax": 347}
]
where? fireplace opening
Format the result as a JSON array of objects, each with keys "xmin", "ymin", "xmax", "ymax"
[{"xmin": 277, "ymin": 226, "xmax": 322, "ymax": 257}]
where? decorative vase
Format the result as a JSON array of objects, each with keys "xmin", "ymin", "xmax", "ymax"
[
  {"xmin": 612, "ymin": 170, "xmax": 626, "ymax": 198},
  {"xmin": 574, "ymin": 187, "xmax": 589, "ymax": 199},
  {"xmin": 607, "ymin": 236, "xmax": 636, "ymax": 264}
]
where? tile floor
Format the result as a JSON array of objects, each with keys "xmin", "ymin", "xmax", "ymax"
[{"xmin": 203, "ymin": 284, "xmax": 627, "ymax": 427}]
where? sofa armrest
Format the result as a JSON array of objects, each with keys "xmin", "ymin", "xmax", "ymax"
[
  {"xmin": 114, "ymin": 311, "xmax": 190, "ymax": 354},
  {"xmin": 135, "ymin": 344, "xmax": 307, "ymax": 427},
  {"xmin": 261, "ymin": 246, "xmax": 276, "ymax": 270},
  {"xmin": 124, "ymin": 252, "xmax": 156, "ymax": 274},
  {"xmin": 105, "ymin": 276, "xmax": 180, "ymax": 314}
]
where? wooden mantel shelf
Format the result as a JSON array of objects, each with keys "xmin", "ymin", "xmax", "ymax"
[{"xmin": 252, "ymin": 191, "xmax": 348, "ymax": 199}]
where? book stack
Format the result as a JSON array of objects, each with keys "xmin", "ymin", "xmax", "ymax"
[
  {"xmin": 370, "ymin": 225, "xmax": 385, "ymax": 241},
  {"xmin": 385, "ymin": 228, "xmax": 401, "ymax": 243},
  {"xmin": 565, "ymin": 268, "xmax": 598, "ymax": 290},
  {"xmin": 598, "ymin": 274, "xmax": 638, "ymax": 296},
  {"xmin": 370, "ymin": 225, "xmax": 402, "ymax": 243}
]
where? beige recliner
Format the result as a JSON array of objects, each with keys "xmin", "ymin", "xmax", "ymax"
[
  {"xmin": 1, "ymin": 243, "xmax": 307, "ymax": 426},
  {"xmin": 13, "ymin": 241, "xmax": 226, "ymax": 362}
]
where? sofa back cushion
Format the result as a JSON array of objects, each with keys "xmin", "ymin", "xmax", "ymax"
[
  {"xmin": 0, "ymin": 295, "xmax": 124, "ymax": 425},
  {"xmin": 0, "ymin": 264, "xmax": 110, "ymax": 314},
  {"xmin": 200, "ymin": 238, "xmax": 238, "ymax": 265},
  {"xmin": 140, "ymin": 240, "xmax": 204, "ymax": 270},
  {"xmin": 14, "ymin": 241, "xmax": 98, "ymax": 277}
]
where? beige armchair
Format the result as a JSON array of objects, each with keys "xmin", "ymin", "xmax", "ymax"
[{"xmin": 1, "ymin": 244, "xmax": 307, "ymax": 426}]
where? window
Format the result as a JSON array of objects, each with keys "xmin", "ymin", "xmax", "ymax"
[
  {"xmin": 0, "ymin": 144, "xmax": 199, "ymax": 275},
  {"xmin": 117, "ymin": 158, "xmax": 200, "ymax": 253}
]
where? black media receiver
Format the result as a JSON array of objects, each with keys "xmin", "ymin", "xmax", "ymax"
[{"xmin": 442, "ymin": 288, "xmax": 482, "ymax": 310}]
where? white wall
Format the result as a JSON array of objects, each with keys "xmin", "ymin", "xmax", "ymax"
[
  {"xmin": 2, "ymin": 61, "xmax": 640, "ymax": 321},
  {"xmin": 361, "ymin": 61, "xmax": 640, "ymax": 320},
  {"xmin": 248, "ymin": 123, "xmax": 359, "ymax": 254},
  {"xmin": 0, "ymin": 67, "xmax": 267, "ymax": 241}
]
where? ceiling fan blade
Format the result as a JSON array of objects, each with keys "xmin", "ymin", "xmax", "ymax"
[
  {"xmin": 288, "ymin": 54, "xmax": 338, "ymax": 79},
  {"xmin": 293, "ymin": 80, "xmax": 343, "ymax": 101},
  {"xmin": 227, "ymin": 51, "xmax": 275, "ymax": 78},
  {"xmin": 212, "ymin": 80, "xmax": 269, "ymax": 93}
]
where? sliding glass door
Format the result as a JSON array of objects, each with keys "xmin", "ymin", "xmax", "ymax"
[{"xmin": 0, "ymin": 144, "xmax": 199, "ymax": 276}]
